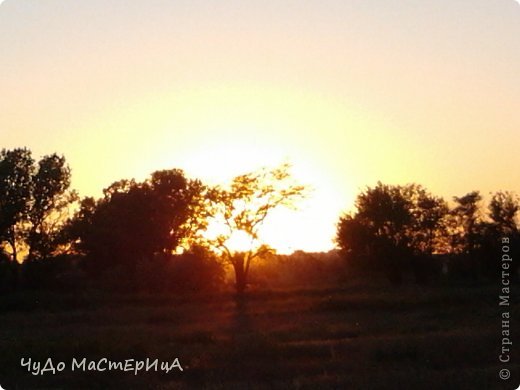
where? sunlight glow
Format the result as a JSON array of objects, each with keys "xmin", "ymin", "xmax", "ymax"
[
  {"xmin": 2, "ymin": 1, "xmax": 519, "ymax": 253},
  {"xmin": 225, "ymin": 230, "xmax": 257, "ymax": 253}
]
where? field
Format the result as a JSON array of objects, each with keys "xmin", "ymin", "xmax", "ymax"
[{"xmin": 0, "ymin": 283, "xmax": 518, "ymax": 389}]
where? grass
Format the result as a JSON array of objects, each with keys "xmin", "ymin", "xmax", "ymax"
[{"xmin": 0, "ymin": 283, "xmax": 518, "ymax": 389}]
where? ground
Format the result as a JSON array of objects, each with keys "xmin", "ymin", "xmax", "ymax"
[{"xmin": 0, "ymin": 283, "xmax": 518, "ymax": 389}]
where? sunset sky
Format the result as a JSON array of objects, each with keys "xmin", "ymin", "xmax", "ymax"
[{"xmin": 1, "ymin": 0, "xmax": 519, "ymax": 252}]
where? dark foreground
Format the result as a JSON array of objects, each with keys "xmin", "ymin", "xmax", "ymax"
[{"xmin": 0, "ymin": 283, "xmax": 518, "ymax": 389}]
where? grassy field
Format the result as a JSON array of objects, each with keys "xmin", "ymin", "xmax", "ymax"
[{"xmin": 0, "ymin": 283, "xmax": 518, "ymax": 389}]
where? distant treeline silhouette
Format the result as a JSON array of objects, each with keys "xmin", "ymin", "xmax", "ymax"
[
  {"xmin": 336, "ymin": 182, "xmax": 520, "ymax": 284},
  {"xmin": 0, "ymin": 147, "xmax": 518, "ymax": 293}
]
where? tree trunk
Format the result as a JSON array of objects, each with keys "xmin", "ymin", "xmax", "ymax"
[
  {"xmin": 233, "ymin": 255, "xmax": 247, "ymax": 294},
  {"xmin": 9, "ymin": 227, "xmax": 18, "ymax": 263},
  {"xmin": 27, "ymin": 227, "xmax": 38, "ymax": 262}
]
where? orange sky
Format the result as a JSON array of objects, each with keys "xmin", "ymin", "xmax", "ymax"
[{"xmin": 1, "ymin": 1, "xmax": 519, "ymax": 252}]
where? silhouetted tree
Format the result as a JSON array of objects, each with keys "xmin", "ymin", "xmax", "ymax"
[
  {"xmin": 0, "ymin": 148, "xmax": 74, "ymax": 263},
  {"xmin": 208, "ymin": 164, "xmax": 307, "ymax": 294},
  {"xmin": 477, "ymin": 191, "xmax": 520, "ymax": 278},
  {"xmin": 406, "ymin": 185, "xmax": 449, "ymax": 256},
  {"xmin": 399, "ymin": 185, "xmax": 449, "ymax": 282},
  {"xmin": 336, "ymin": 183, "xmax": 449, "ymax": 284},
  {"xmin": 27, "ymin": 153, "xmax": 76, "ymax": 261},
  {"xmin": 449, "ymin": 191, "xmax": 483, "ymax": 256},
  {"xmin": 336, "ymin": 213, "xmax": 371, "ymax": 261},
  {"xmin": 0, "ymin": 148, "xmax": 34, "ymax": 262},
  {"xmin": 488, "ymin": 191, "xmax": 519, "ymax": 235},
  {"xmin": 356, "ymin": 182, "xmax": 414, "ymax": 283},
  {"xmin": 66, "ymin": 169, "xmax": 208, "ymax": 285}
]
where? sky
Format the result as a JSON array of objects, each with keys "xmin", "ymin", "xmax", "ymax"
[{"xmin": 1, "ymin": 0, "xmax": 519, "ymax": 253}]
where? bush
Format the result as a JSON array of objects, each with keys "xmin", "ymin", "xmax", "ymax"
[
  {"xmin": 0, "ymin": 257, "xmax": 19, "ymax": 293},
  {"xmin": 133, "ymin": 247, "xmax": 226, "ymax": 293},
  {"xmin": 21, "ymin": 254, "xmax": 87, "ymax": 291}
]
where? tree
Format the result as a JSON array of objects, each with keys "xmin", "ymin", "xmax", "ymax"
[
  {"xmin": 336, "ymin": 183, "xmax": 449, "ymax": 283},
  {"xmin": 208, "ymin": 164, "xmax": 307, "ymax": 294},
  {"xmin": 488, "ymin": 191, "xmax": 519, "ymax": 235},
  {"xmin": 355, "ymin": 182, "xmax": 413, "ymax": 247},
  {"xmin": 0, "ymin": 148, "xmax": 74, "ymax": 263},
  {"xmin": 66, "ymin": 169, "xmax": 208, "ymax": 283},
  {"xmin": 406, "ymin": 185, "xmax": 449, "ymax": 256},
  {"xmin": 339, "ymin": 182, "xmax": 414, "ymax": 283},
  {"xmin": 477, "ymin": 191, "xmax": 520, "ymax": 278},
  {"xmin": 336, "ymin": 213, "xmax": 371, "ymax": 259},
  {"xmin": 449, "ymin": 191, "xmax": 483, "ymax": 256},
  {"xmin": 0, "ymin": 148, "xmax": 34, "ymax": 262},
  {"xmin": 27, "ymin": 153, "xmax": 76, "ymax": 261}
]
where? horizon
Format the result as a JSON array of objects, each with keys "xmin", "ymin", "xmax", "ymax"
[{"xmin": 1, "ymin": 0, "xmax": 519, "ymax": 253}]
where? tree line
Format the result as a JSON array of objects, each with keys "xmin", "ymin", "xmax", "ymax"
[
  {"xmin": 0, "ymin": 147, "xmax": 518, "ymax": 294},
  {"xmin": 0, "ymin": 148, "xmax": 307, "ymax": 293},
  {"xmin": 336, "ymin": 182, "xmax": 520, "ymax": 284}
]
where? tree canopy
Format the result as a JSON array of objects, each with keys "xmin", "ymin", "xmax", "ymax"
[
  {"xmin": 0, "ymin": 148, "xmax": 74, "ymax": 262},
  {"xmin": 337, "ymin": 183, "xmax": 520, "ymax": 283},
  {"xmin": 336, "ymin": 183, "xmax": 450, "ymax": 283},
  {"xmin": 207, "ymin": 163, "xmax": 307, "ymax": 293},
  {"xmin": 66, "ymin": 169, "xmax": 208, "ymax": 280}
]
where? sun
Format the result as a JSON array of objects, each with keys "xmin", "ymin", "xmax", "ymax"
[
  {"xmin": 164, "ymin": 125, "xmax": 352, "ymax": 254},
  {"xmin": 224, "ymin": 230, "xmax": 257, "ymax": 253},
  {"xmin": 203, "ymin": 217, "xmax": 262, "ymax": 253}
]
